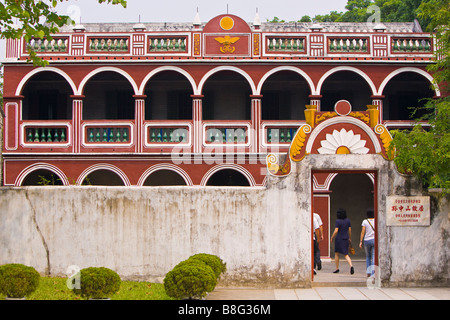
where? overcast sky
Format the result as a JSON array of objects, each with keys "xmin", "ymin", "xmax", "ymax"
[
  {"xmin": 1, "ymin": 0, "xmax": 349, "ymax": 60},
  {"xmin": 55, "ymin": 0, "xmax": 349, "ymax": 24}
]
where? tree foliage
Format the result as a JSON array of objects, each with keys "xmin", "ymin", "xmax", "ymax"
[{"xmin": 0, "ymin": 0, "xmax": 127, "ymax": 66}]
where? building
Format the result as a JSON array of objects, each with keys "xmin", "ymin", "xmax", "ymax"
[{"xmin": 1, "ymin": 13, "xmax": 446, "ymax": 284}]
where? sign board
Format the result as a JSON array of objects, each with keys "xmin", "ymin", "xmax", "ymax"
[{"xmin": 386, "ymin": 196, "xmax": 430, "ymax": 226}]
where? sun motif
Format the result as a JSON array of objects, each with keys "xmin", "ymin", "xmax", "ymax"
[{"xmin": 317, "ymin": 129, "xmax": 369, "ymax": 154}]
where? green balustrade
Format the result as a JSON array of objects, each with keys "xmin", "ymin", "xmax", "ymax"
[
  {"xmin": 266, "ymin": 127, "xmax": 296, "ymax": 143},
  {"xmin": 26, "ymin": 127, "xmax": 67, "ymax": 143},
  {"xmin": 88, "ymin": 37, "xmax": 129, "ymax": 52},
  {"xmin": 267, "ymin": 37, "xmax": 305, "ymax": 52},
  {"xmin": 328, "ymin": 38, "xmax": 368, "ymax": 53},
  {"xmin": 149, "ymin": 128, "xmax": 188, "ymax": 143},
  {"xmin": 148, "ymin": 37, "xmax": 187, "ymax": 52},
  {"xmin": 27, "ymin": 37, "xmax": 69, "ymax": 53},
  {"xmin": 206, "ymin": 128, "xmax": 247, "ymax": 144},
  {"xmin": 392, "ymin": 38, "xmax": 431, "ymax": 53},
  {"xmin": 87, "ymin": 127, "xmax": 130, "ymax": 143}
]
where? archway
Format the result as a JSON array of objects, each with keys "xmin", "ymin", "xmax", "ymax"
[
  {"xmin": 201, "ymin": 70, "xmax": 252, "ymax": 120},
  {"xmin": 260, "ymin": 70, "xmax": 310, "ymax": 120},
  {"xmin": 21, "ymin": 169, "xmax": 65, "ymax": 186},
  {"xmin": 22, "ymin": 71, "xmax": 73, "ymax": 120},
  {"xmin": 81, "ymin": 169, "xmax": 126, "ymax": 186},
  {"xmin": 206, "ymin": 169, "xmax": 251, "ymax": 186},
  {"xmin": 142, "ymin": 169, "xmax": 188, "ymax": 186}
]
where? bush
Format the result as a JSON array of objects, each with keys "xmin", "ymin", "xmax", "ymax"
[
  {"xmin": 188, "ymin": 253, "xmax": 227, "ymax": 278},
  {"xmin": 164, "ymin": 261, "xmax": 217, "ymax": 300},
  {"xmin": 73, "ymin": 267, "xmax": 121, "ymax": 299},
  {"xmin": 0, "ymin": 264, "xmax": 40, "ymax": 298}
]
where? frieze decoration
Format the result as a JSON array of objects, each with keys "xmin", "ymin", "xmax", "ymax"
[
  {"xmin": 215, "ymin": 35, "xmax": 240, "ymax": 54},
  {"xmin": 317, "ymin": 128, "xmax": 369, "ymax": 154},
  {"xmin": 266, "ymin": 153, "xmax": 291, "ymax": 176}
]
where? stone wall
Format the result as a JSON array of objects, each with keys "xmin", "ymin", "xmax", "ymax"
[{"xmin": 0, "ymin": 154, "xmax": 448, "ymax": 287}]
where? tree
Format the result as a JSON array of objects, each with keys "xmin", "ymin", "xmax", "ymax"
[
  {"xmin": 0, "ymin": 0, "xmax": 127, "ymax": 66},
  {"xmin": 390, "ymin": 0, "xmax": 450, "ymax": 194}
]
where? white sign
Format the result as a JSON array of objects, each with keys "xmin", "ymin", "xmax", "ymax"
[{"xmin": 386, "ymin": 196, "xmax": 430, "ymax": 226}]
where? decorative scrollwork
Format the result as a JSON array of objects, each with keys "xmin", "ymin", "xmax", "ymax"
[{"xmin": 290, "ymin": 124, "xmax": 312, "ymax": 161}]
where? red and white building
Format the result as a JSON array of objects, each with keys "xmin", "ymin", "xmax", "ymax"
[{"xmin": 1, "ymin": 13, "xmax": 441, "ymax": 259}]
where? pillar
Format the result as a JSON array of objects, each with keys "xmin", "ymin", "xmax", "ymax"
[
  {"xmin": 133, "ymin": 95, "xmax": 146, "ymax": 153},
  {"xmin": 371, "ymin": 95, "xmax": 384, "ymax": 123},
  {"xmin": 309, "ymin": 95, "xmax": 322, "ymax": 111},
  {"xmin": 191, "ymin": 95, "xmax": 203, "ymax": 154},
  {"xmin": 250, "ymin": 95, "xmax": 262, "ymax": 153},
  {"xmin": 70, "ymin": 95, "xmax": 84, "ymax": 153}
]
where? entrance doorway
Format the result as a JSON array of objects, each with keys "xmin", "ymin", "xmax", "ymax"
[{"xmin": 312, "ymin": 170, "xmax": 378, "ymax": 283}]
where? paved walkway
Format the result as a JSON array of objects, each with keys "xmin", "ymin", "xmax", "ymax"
[{"xmin": 207, "ymin": 261, "xmax": 449, "ymax": 300}]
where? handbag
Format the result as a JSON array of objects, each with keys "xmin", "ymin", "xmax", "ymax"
[{"xmin": 349, "ymin": 241, "xmax": 356, "ymax": 255}]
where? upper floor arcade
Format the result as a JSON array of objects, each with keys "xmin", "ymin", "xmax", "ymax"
[{"xmin": 2, "ymin": 14, "xmax": 441, "ymax": 157}]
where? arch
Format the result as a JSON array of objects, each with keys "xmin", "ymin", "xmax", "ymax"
[
  {"xmin": 77, "ymin": 164, "xmax": 131, "ymax": 186},
  {"xmin": 316, "ymin": 66, "xmax": 377, "ymax": 96},
  {"xmin": 198, "ymin": 66, "xmax": 257, "ymax": 95},
  {"xmin": 15, "ymin": 163, "xmax": 69, "ymax": 186},
  {"xmin": 78, "ymin": 67, "xmax": 139, "ymax": 95},
  {"xmin": 139, "ymin": 66, "xmax": 198, "ymax": 96},
  {"xmin": 305, "ymin": 116, "xmax": 382, "ymax": 154},
  {"xmin": 256, "ymin": 66, "xmax": 316, "ymax": 95},
  {"xmin": 201, "ymin": 164, "xmax": 255, "ymax": 186},
  {"xmin": 378, "ymin": 67, "xmax": 440, "ymax": 97},
  {"xmin": 15, "ymin": 67, "xmax": 77, "ymax": 96},
  {"xmin": 138, "ymin": 164, "xmax": 193, "ymax": 186}
]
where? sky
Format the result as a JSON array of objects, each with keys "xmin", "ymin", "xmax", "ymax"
[{"xmin": 1, "ymin": 0, "xmax": 349, "ymax": 60}]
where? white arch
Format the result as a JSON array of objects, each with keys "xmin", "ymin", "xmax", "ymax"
[
  {"xmin": 78, "ymin": 67, "xmax": 139, "ymax": 95},
  {"xmin": 316, "ymin": 66, "xmax": 377, "ymax": 96},
  {"xmin": 378, "ymin": 67, "xmax": 441, "ymax": 97},
  {"xmin": 15, "ymin": 163, "xmax": 69, "ymax": 186},
  {"xmin": 256, "ymin": 66, "xmax": 316, "ymax": 95},
  {"xmin": 201, "ymin": 164, "xmax": 256, "ymax": 186},
  {"xmin": 305, "ymin": 116, "xmax": 382, "ymax": 154},
  {"xmin": 76, "ymin": 163, "xmax": 131, "ymax": 186},
  {"xmin": 138, "ymin": 164, "xmax": 193, "ymax": 186},
  {"xmin": 138, "ymin": 66, "xmax": 198, "ymax": 96},
  {"xmin": 15, "ymin": 67, "xmax": 77, "ymax": 96},
  {"xmin": 197, "ymin": 66, "xmax": 257, "ymax": 95}
]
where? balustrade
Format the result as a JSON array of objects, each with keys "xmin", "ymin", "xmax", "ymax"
[
  {"xmin": 88, "ymin": 37, "xmax": 129, "ymax": 52},
  {"xmin": 391, "ymin": 38, "xmax": 432, "ymax": 53},
  {"xmin": 328, "ymin": 37, "xmax": 369, "ymax": 53},
  {"xmin": 148, "ymin": 37, "xmax": 187, "ymax": 52},
  {"xmin": 205, "ymin": 127, "xmax": 247, "ymax": 144},
  {"xmin": 148, "ymin": 127, "xmax": 189, "ymax": 143},
  {"xmin": 26, "ymin": 127, "xmax": 67, "ymax": 143},
  {"xmin": 87, "ymin": 127, "xmax": 130, "ymax": 143},
  {"xmin": 266, "ymin": 127, "xmax": 296, "ymax": 144},
  {"xmin": 266, "ymin": 37, "xmax": 306, "ymax": 52},
  {"xmin": 26, "ymin": 37, "xmax": 69, "ymax": 53}
]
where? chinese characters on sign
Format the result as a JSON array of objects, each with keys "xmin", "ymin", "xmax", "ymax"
[{"xmin": 386, "ymin": 196, "xmax": 430, "ymax": 226}]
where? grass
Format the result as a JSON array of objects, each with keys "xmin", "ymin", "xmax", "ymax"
[{"xmin": 0, "ymin": 276, "xmax": 175, "ymax": 300}]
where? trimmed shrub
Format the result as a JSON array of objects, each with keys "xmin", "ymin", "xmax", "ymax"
[
  {"xmin": 164, "ymin": 261, "xmax": 217, "ymax": 300},
  {"xmin": 0, "ymin": 264, "xmax": 40, "ymax": 298},
  {"xmin": 188, "ymin": 253, "xmax": 227, "ymax": 278},
  {"xmin": 73, "ymin": 267, "xmax": 121, "ymax": 299}
]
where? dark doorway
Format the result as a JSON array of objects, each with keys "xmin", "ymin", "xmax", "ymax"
[
  {"xmin": 22, "ymin": 169, "xmax": 64, "ymax": 186},
  {"xmin": 206, "ymin": 169, "xmax": 250, "ymax": 186},
  {"xmin": 143, "ymin": 170, "xmax": 188, "ymax": 186}
]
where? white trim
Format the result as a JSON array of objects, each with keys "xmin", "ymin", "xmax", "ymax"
[
  {"xmin": 305, "ymin": 116, "xmax": 382, "ymax": 154},
  {"xmin": 201, "ymin": 164, "xmax": 255, "ymax": 186},
  {"xmin": 378, "ymin": 67, "xmax": 440, "ymax": 97},
  {"xmin": 316, "ymin": 66, "xmax": 377, "ymax": 96},
  {"xmin": 137, "ymin": 164, "xmax": 193, "ymax": 186},
  {"xmin": 144, "ymin": 122, "xmax": 192, "ymax": 148},
  {"xmin": 81, "ymin": 121, "xmax": 135, "ymax": 148},
  {"xmin": 138, "ymin": 66, "xmax": 198, "ymax": 96},
  {"xmin": 15, "ymin": 163, "xmax": 69, "ymax": 186},
  {"xmin": 76, "ymin": 163, "xmax": 131, "ymax": 186},
  {"xmin": 197, "ymin": 66, "xmax": 257, "ymax": 95},
  {"xmin": 78, "ymin": 66, "xmax": 139, "ymax": 95},
  {"xmin": 15, "ymin": 67, "xmax": 77, "ymax": 96},
  {"xmin": 256, "ymin": 66, "xmax": 316, "ymax": 95},
  {"xmin": 202, "ymin": 122, "xmax": 251, "ymax": 148},
  {"xmin": 20, "ymin": 121, "xmax": 72, "ymax": 148}
]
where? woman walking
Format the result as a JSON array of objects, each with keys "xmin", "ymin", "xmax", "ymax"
[
  {"xmin": 360, "ymin": 208, "xmax": 375, "ymax": 277},
  {"xmin": 330, "ymin": 208, "xmax": 354, "ymax": 274}
]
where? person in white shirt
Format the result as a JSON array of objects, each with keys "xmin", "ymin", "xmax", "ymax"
[
  {"xmin": 313, "ymin": 213, "xmax": 323, "ymax": 273},
  {"xmin": 359, "ymin": 208, "xmax": 375, "ymax": 277}
]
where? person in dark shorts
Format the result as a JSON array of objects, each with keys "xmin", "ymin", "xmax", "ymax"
[{"xmin": 330, "ymin": 208, "xmax": 354, "ymax": 274}]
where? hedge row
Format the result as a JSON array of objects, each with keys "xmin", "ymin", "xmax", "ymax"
[{"xmin": 163, "ymin": 253, "xmax": 226, "ymax": 300}]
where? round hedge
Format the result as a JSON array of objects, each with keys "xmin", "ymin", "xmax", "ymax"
[
  {"xmin": 73, "ymin": 267, "xmax": 121, "ymax": 299},
  {"xmin": 164, "ymin": 261, "xmax": 217, "ymax": 299},
  {"xmin": 188, "ymin": 253, "xmax": 227, "ymax": 278},
  {"xmin": 0, "ymin": 264, "xmax": 40, "ymax": 298}
]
